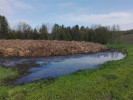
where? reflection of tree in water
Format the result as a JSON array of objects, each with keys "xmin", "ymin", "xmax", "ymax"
[
  {"xmin": 94, "ymin": 52, "xmax": 120, "ymax": 59},
  {"xmin": 0, "ymin": 52, "xmax": 124, "ymax": 69},
  {"xmin": 96, "ymin": 53, "xmax": 109, "ymax": 58},
  {"xmin": 110, "ymin": 52, "xmax": 119, "ymax": 58}
]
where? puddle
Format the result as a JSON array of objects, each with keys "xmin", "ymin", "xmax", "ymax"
[{"xmin": 0, "ymin": 51, "xmax": 126, "ymax": 85}]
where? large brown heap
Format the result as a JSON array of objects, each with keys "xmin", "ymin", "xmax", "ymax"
[{"xmin": 0, "ymin": 40, "xmax": 108, "ymax": 57}]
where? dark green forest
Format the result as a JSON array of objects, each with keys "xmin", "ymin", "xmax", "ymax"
[{"xmin": 0, "ymin": 15, "xmax": 132, "ymax": 44}]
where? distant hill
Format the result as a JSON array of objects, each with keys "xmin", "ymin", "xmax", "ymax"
[{"xmin": 119, "ymin": 33, "xmax": 133, "ymax": 45}]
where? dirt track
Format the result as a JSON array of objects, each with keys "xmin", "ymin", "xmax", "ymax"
[{"xmin": 0, "ymin": 40, "xmax": 108, "ymax": 57}]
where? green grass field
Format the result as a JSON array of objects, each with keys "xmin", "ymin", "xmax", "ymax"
[{"xmin": 0, "ymin": 44, "xmax": 133, "ymax": 100}]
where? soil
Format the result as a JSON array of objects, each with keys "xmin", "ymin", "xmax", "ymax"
[{"xmin": 0, "ymin": 40, "xmax": 108, "ymax": 57}]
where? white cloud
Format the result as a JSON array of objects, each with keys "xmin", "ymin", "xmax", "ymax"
[
  {"xmin": 9, "ymin": 19, "xmax": 32, "ymax": 28},
  {"xmin": 0, "ymin": 0, "xmax": 13, "ymax": 15},
  {"xmin": 8, "ymin": 0, "xmax": 33, "ymax": 10},
  {"xmin": 75, "ymin": 7, "xmax": 89, "ymax": 13},
  {"xmin": 58, "ymin": 2, "xmax": 89, "ymax": 13},
  {"xmin": 120, "ymin": 23, "xmax": 133, "ymax": 30},
  {"xmin": 0, "ymin": 0, "xmax": 33, "ymax": 15},
  {"xmin": 58, "ymin": 2, "xmax": 73, "ymax": 7},
  {"xmin": 57, "ymin": 12, "xmax": 133, "ymax": 30}
]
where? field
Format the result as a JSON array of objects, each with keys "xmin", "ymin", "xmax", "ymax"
[
  {"xmin": 0, "ymin": 44, "xmax": 133, "ymax": 100},
  {"xmin": 120, "ymin": 34, "xmax": 133, "ymax": 45}
]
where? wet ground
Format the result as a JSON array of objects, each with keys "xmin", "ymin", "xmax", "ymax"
[{"xmin": 0, "ymin": 51, "xmax": 126, "ymax": 85}]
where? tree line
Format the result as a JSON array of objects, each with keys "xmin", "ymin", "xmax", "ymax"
[{"xmin": 0, "ymin": 15, "xmax": 129, "ymax": 44}]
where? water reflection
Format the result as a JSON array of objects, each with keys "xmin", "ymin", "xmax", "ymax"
[{"xmin": 0, "ymin": 51, "xmax": 126, "ymax": 85}]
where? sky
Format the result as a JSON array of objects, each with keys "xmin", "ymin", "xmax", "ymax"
[{"xmin": 0, "ymin": 0, "xmax": 133, "ymax": 30}]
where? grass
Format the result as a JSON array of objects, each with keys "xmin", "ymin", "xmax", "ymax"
[
  {"xmin": 0, "ymin": 44, "xmax": 133, "ymax": 100},
  {"xmin": 121, "ymin": 34, "xmax": 133, "ymax": 45},
  {"xmin": 116, "ymin": 34, "xmax": 133, "ymax": 45},
  {"xmin": 0, "ymin": 67, "xmax": 18, "ymax": 99}
]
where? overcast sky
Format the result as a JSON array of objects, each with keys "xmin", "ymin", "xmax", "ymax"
[{"xmin": 0, "ymin": 0, "xmax": 133, "ymax": 30}]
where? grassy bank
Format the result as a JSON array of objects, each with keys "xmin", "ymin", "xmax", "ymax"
[{"xmin": 0, "ymin": 44, "xmax": 133, "ymax": 100}]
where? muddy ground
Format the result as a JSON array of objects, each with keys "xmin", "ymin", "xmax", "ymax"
[{"xmin": 0, "ymin": 40, "xmax": 108, "ymax": 57}]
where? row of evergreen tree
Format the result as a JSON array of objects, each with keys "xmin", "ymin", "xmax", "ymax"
[{"xmin": 0, "ymin": 15, "xmax": 128, "ymax": 44}]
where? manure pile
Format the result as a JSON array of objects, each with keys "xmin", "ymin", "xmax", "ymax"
[{"xmin": 0, "ymin": 40, "xmax": 108, "ymax": 57}]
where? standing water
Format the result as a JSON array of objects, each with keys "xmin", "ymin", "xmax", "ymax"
[{"xmin": 0, "ymin": 51, "xmax": 126, "ymax": 85}]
